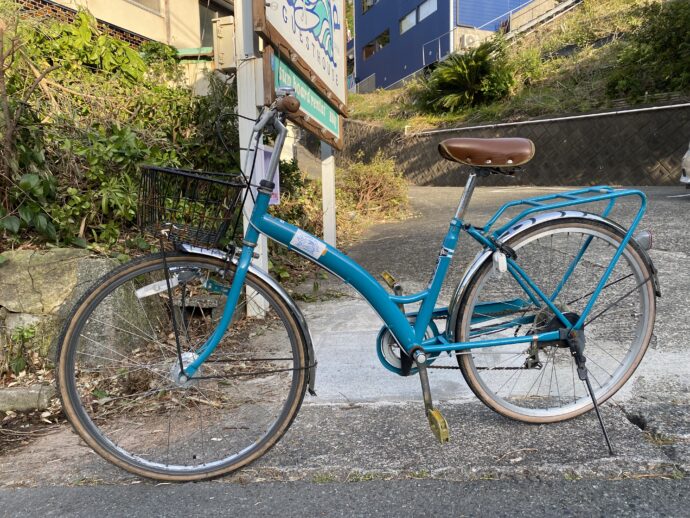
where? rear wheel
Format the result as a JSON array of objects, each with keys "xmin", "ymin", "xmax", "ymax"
[
  {"xmin": 57, "ymin": 253, "xmax": 308, "ymax": 481},
  {"xmin": 456, "ymin": 218, "xmax": 656, "ymax": 423}
]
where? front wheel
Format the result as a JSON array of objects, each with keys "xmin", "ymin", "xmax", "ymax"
[
  {"xmin": 455, "ymin": 218, "xmax": 656, "ymax": 423},
  {"xmin": 57, "ymin": 253, "xmax": 308, "ymax": 481}
]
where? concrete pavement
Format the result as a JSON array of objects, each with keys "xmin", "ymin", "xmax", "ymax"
[{"xmin": 1, "ymin": 185, "xmax": 689, "ymax": 514}]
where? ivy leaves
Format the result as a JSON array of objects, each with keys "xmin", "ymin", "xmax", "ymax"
[
  {"xmin": 2, "ymin": 173, "xmax": 58, "ymax": 240},
  {"xmin": 0, "ymin": 8, "xmax": 238, "ymax": 250},
  {"xmin": 0, "ymin": 214, "xmax": 20, "ymax": 234},
  {"xmin": 27, "ymin": 11, "xmax": 146, "ymax": 83}
]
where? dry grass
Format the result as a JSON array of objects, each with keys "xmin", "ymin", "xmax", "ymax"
[{"xmin": 347, "ymin": 0, "xmax": 655, "ymax": 130}]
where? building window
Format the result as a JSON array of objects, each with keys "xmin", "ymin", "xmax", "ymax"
[
  {"xmin": 199, "ymin": 1, "xmax": 232, "ymax": 48},
  {"xmin": 128, "ymin": 0, "xmax": 161, "ymax": 13},
  {"xmin": 399, "ymin": 10, "xmax": 416, "ymax": 34},
  {"xmin": 362, "ymin": 29, "xmax": 389, "ymax": 60},
  {"xmin": 399, "ymin": 0, "xmax": 438, "ymax": 35},
  {"xmin": 361, "ymin": 0, "xmax": 380, "ymax": 15},
  {"xmin": 418, "ymin": 0, "xmax": 437, "ymax": 22}
]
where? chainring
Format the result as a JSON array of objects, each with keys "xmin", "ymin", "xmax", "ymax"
[{"xmin": 375, "ymin": 321, "xmax": 438, "ymax": 376}]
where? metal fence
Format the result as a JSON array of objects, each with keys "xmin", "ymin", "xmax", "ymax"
[{"xmin": 343, "ymin": 102, "xmax": 690, "ymax": 186}]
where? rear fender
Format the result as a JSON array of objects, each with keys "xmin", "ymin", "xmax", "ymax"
[{"xmin": 446, "ymin": 211, "xmax": 660, "ymax": 341}]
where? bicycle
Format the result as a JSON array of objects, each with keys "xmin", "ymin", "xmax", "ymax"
[{"xmin": 56, "ymin": 88, "xmax": 660, "ymax": 481}]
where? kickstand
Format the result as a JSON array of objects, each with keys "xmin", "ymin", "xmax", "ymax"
[
  {"xmin": 413, "ymin": 349, "xmax": 449, "ymax": 444},
  {"xmin": 562, "ymin": 329, "xmax": 615, "ymax": 456}
]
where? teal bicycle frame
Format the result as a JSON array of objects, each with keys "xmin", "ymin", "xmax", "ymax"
[{"xmin": 182, "ymin": 112, "xmax": 652, "ymax": 379}]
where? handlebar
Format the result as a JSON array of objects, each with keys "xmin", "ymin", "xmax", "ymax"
[
  {"xmin": 252, "ymin": 93, "xmax": 301, "ymax": 133},
  {"xmin": 246, "ymin": 92, "xmax": 299, "ymax": 186},
  {"xmin": 276, "ymin": 95, "xmax": 300, "ymax": 114}
]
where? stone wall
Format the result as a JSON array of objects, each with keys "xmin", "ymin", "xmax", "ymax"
[
  {"xmin": 341, "ymin": 104, "xmax": 690, "ymax": 186},
  {"xmin": 0, "ymin": 249, "xmax": 118, "ymax": 365}
]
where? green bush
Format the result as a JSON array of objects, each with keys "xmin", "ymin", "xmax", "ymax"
[
  {"xmin": 337, "ymin": 151, "xmax": 407, "ymax": 218},
  {"xmin": 607, "ymin": 0, "xmax": 690, "ymax": 98},
  {"xmin": 270, "ymin": 152, "xmax": 409, "ymax": 244},
  {"xmin": 0, "ymin": 7, "xmax": 238, "ymax": 248},
  {"xmin": 265, "ymin": 153, "xmax": 408, "ymax": 281},
  {"xmin": 411, "ymin": 39, "xmax": 515, "ymax": 113},
  {"xmin": 0, "ymin": 4, "xmax": 408, "ymax": 261}
]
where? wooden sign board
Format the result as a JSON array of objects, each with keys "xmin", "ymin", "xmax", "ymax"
[{"xmin": 254, "ymin": 0, "xmax": 348, "ymax": 116}]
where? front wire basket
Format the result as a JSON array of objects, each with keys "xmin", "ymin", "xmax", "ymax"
[{"xmin": 138, "ymin": 165, "xmax": 247, "ymax": 248}]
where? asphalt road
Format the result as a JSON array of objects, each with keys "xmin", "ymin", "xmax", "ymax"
[{"xmin": 3, "ymin": 479, "xmax": 690, "ymax": 517}]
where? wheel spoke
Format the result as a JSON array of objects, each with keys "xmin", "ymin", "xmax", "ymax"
[
  {"xmin": 458, "ymin": 220, "xmax": 654, "ymax": 420},
  {"xmin": 58, "ymin": 254, "xmax": 307, "ymax": 480}
]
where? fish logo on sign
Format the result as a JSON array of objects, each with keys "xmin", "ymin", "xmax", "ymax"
[{"xmin": 287, "ymin": 0, "xmax": 340, "ymax": 66}]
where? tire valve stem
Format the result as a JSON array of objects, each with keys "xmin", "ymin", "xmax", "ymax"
[{"xmin": 562, "ymin": 328, "xmax": 615, "ymax": 456}]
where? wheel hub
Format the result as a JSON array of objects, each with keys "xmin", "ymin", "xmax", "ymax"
[
  {"xmin": 170, "ymin": 351, "xmax": 201, "ymax": 387},
  {"xmin": 534, "ymin": 304, "xmax": 582, "ymax": 348}
]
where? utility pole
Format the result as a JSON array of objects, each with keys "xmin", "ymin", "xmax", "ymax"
[{"xmin": 235, "ymin": 0, "xmax": 268, "ymax": 314}]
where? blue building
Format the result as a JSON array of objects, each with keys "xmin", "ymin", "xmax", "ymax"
[{"xmin": 353, "ymin": 0, "xmax": 545, "ymax": 91}]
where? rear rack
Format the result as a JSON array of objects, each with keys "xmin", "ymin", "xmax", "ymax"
[{"xmin": 483, "ymin": 186, "xmax": 647, "ymax": 238}]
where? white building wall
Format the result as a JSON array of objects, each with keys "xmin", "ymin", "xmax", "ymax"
[{"xmin": 51, "ymin": 0, "xmax": 203, "ymax": 48}]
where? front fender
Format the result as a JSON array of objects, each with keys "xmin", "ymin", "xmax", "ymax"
[
  {"xmin": 180, "ymin": 244, "xmax": 317, "ymax": 395},
  {"xmin": 247, "ymin": 262, "xmax": 318, "ymax": 395},
  {"xmin": 446, "ymin": 210, "xmax": 660, "ymax": 341}
]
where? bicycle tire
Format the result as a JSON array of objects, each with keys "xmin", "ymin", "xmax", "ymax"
[
  {"xmin": 455, "ymin": 218, "xmax": 656, "ymax": 423},
  {"xmin": 57, "ymin": 252, "xmax": 308, "ymax": 481}
]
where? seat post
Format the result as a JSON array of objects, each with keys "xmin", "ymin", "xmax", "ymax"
[{"xmin": 454, "ymin": 170, "xmax": 479, "ymax": 220}]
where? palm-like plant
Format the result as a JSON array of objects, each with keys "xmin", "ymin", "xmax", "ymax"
[{"xmin": 413, "ymin": 39, "xmax": 514, "ymax": 113}]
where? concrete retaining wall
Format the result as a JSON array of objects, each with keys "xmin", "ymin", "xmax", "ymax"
[{"xmin": 340, "ymin": 104, "xmax": 690, "ymax": 186}]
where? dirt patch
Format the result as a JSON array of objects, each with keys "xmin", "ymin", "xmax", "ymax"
[
  {"xmin": 0, "ymin": 423, "xmax": 132, "ymax": 487},
  {"xmin": 0, "ymin": 409, "xmax": 63, "ymax": 457}
]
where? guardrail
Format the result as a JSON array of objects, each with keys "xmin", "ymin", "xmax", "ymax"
[{"xmin": 408, "ymin": 101, "xmax": 690, "ymax": 138}]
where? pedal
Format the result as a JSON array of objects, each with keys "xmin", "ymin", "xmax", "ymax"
[
  {"xmin": 381, "ymin": 271, "xmax": 402, "ymax": 294},
  {"xmin": 427, "ymin": 409, "xmax": 450, "ymax": 444}
]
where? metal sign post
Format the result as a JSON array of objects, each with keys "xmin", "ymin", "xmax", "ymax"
[
  {"xmin": 253, "ymin": 1, "xmax": 347, "ymax": 248},
  {"xmin": 320, "ymin": 142, "xmax": 336, "ymax": 246}
]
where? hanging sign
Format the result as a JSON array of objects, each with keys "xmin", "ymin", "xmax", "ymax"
[
  {"xmin": 254, "ymin": 0, "xmax": 348, "ymax": 115},
  {"xmin": 263, "ymin": 46, "xmax": 344, "ymax": 149}
]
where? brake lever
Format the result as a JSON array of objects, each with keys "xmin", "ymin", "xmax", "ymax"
[{"xmin": 253, "ymin": 108, "xmax": 276, "ymax": 132}]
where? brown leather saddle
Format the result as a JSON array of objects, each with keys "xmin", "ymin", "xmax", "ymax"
[{"xmin": 438, "ymin": 138, "xmax": 535, "ymax": 169}]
